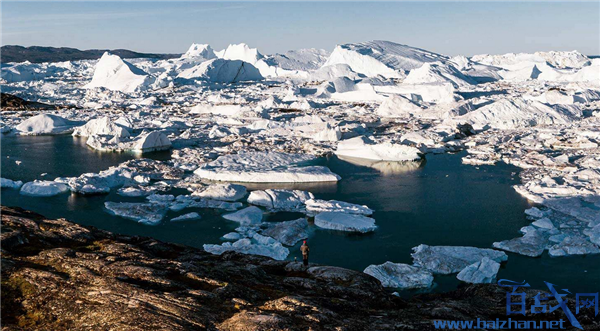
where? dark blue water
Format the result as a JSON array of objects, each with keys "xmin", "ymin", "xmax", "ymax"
[{"xmin": 2, "ymin": 134, "xmax": 598, "ymax": 294}]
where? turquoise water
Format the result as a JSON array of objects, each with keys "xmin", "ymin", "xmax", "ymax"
[{"xmin": 2, "ymin": 134, "xmax": 599, "ymax": 294}]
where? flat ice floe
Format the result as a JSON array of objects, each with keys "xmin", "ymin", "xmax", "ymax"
[
  {"xmin": 314, "ymin": 212, "xmax": 377, "ymax": 233},
  {"xmin": 194, "ymin": 151, "xmax": 340, "ymax": 183},
  {"xmin": 363, "ymin": 262, "xmax": 434, "ymax": 289},
  {"xmin": 305, "ymin": 199, "xmax": 373, "ymax": 217},
  {"xmin": 104, "ymin": 201, "xmax": 168, "ymax": 225},
  {"xmin": 171, "ymin": 212, "xmax": 201, "ymax": 222},
  {"xmin": 411, "ymin": 245, "xmax": 508, "ymax": 274},
  {"xmin": 20, "ymin": 180, "xmax": 69, "ymax": 197},
  {"xmin": 204, "ymin": 234, "xmax": 289, "ymax": 260},
  {"xmin": 261, "ymin": 218, "xmax": 309, "ymax": 246},
  {"xmin": 222, "ymin": 206, "xmax": 263, "ymax": 225}
]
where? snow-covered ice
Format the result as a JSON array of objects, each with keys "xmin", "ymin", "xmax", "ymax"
[
  {"xmin": 192, "ymin": 183, "xmax": 247, "ymax": 201},
  {"xmin": 335, "ymin": 136, "xmax": 421, "ymax": 162}
]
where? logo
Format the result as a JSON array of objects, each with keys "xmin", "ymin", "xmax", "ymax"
[{"xmin": 498, "ymin": 279, "xmax": 598, "ymax": 330}]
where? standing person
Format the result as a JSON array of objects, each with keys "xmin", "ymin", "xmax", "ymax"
[{"xmin": 300, "ymin": 241, "xmax": 310, "ymax": 267}]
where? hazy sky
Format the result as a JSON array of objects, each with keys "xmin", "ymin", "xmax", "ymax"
[{"xmin": 2, "ymin": 1, "xmax": 599, "ymax": 56}]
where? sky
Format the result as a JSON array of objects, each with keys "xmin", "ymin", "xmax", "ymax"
[{"xmin": 2, "ymin": 1, "xmax": 599, "ymax": 56}]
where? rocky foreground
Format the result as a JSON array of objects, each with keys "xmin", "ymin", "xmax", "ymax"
[{"xmin": 1, "ymin": 206, "xmax": 597, "ymax": 331}]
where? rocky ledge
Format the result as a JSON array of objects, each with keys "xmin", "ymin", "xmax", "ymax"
[{"xmin": 1, "ymin": 206, "xmax": 597, "ymax": 330}]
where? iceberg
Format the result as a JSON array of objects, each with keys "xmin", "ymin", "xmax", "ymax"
[
  {"xmin": 222, "ymin": 206, "xmax": 263, "ymax": 225},
  {"xmin": 323, "ymin": 40, "xmax": 447, "ymax": 78},
  {"xmin": 86, "ymin": 131, "xmax": 171, "ymax": 153},
  {"xmin": 261, "ymin": 218, "xmax": 309, "ymax": 246},
  {"xmin": 192, "ymin": 183, "xmax": 247, "ymax": 201},
  {"xmin": 181, "ymin": 43, "xmax": 217, "ymax": 60},
  {"xmin": 456, "ymin": 257, "xmax": 501, "ymax": 284},
  {"xmin": 247, "ymin": 189, "xmax": 314, "ymax": 211},
  {"xmin": 314, "ymin": 212, "xmax": 377, "ymax": 233},
  {"xmin": 376, "ymin": 94, "xmax": 422, "ymax": 118},
  {"xmin": 204, "ymin": 234, "xmax": 289, "ymax": 260},
  {"xmin": 335, "ymin": 136, "xmax": 421, "ymax": 162},
  {"xmin": 72, "ymin": 116, "xmax": 130, "ymax": 138},
  {"xmin": 305, "ymin": 199, "xmax": 373, "ymax": 217},
  {"xmin": 85, "ymin": 52, "xmax": 154, "ymax": 93},
  {"xmin": 178, "ymin": 58, "xmax": 263, "ymax": 83},
  {"xmin": 104, "ymin": 201, "xmax": 167, "ymax": 226},
  {"xmin": 194, "ymin": 152, "xmax": 340, "ymax": 183},
  {"xmin": 1, "ymin": 178, "xmax": 23, "ymax": 189},
  {"xmin": 171, "ymin": 212, "xmax": 202, "ymax": 222},
  {"xmin": 15, "ymin": 114, "xmax": 75, "ymax": 135},
  {"xmin": 411, "ymin": 245, "xmax": 508, "ymax": 274},
  {"xmin": 20, "ymin": 180, "xmax": 69, "ymax": 197},
  {"xmin": 363, "ymin": 262, "xmax": 434, "ymax": 289}
]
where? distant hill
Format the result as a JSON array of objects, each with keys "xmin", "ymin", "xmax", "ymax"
[{"xmin": 1, "ymin": 45, "xmax": 181, "ymax": 63}]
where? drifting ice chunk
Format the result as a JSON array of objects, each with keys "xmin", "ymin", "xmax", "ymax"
[
  {"xmin": 85, "ymin": 52, "xmax": 153, "ymax": 93},
  {"xmin": 376, "ymin": 94, "xmax": 422, "ymax": 118},
  {"xmin": 194, "ymin": 152, "xmax": 340, "ymax": 183},
  {"xmin": 247, "ymin": 189, "xmax": 314, "ymax": 211},
  {"xmin": 131, "ymin": 131, "xmax": 172, "ymax": 152},
  {"xmin": 305, "ymin": 199, "xmax": 373, "ymax": 216},
  {"xmin": 589, "ymin": 225, "xmax": 600, "ymax": 246},
  {"xmin": 193, "ymin": 183, "xmax": 247, "ymax": 201},
  {"xmin": 219, "ymin": 43, "xmax": 264, "ymax": 64},
  {"xmin": 204, "ymin": 236, "xmax": 289, "ymax": 260},
  {"xmin": 190, "ymin": 104, "xmax": 245, "ymax": 116},
  {"xmin": 222, "ymin": 206, "xmax": 263, "ymax": 225},
  {"xmin": 72, "ymin": 117, "xmax": 130, "ymax": 138},
  {"xmin": 1, "ymin": 178, "xmax": 23, "ymax": 189},
  {"xmin": 363, "ymin": 262, "xmax": 434, "ymax": 289},
  {"xmin": 457, "ymin": 257, "xmax": 501, "ymax": 284},
  {"xmin": 548, "ymin": 235, "xmax": 600, "ymax": 257},
  {"xmin": 411, "ymin": 245, "xmax": 508, "ymax": 274},
  {"xmin": 314, "ymin": 212, "xmax": 377, "ymax": 233},
  {"xmin": 104, "ymin": 201, "xmax": 167, "ymax": 226},
  {"xmin": 171, "ymin": 212, "xmax": 201, "ymax": 222},
  {"xmin": 15, "ymin": 114, "xmax": 75, "ymax": 135},
  {"xmin": 335, "ymin": 136, "xmax": 421, "ymax": 162},
  {"xmin": 493, "ymin": 230, "xmax": 549, "ymax": 257},
  {"xmin": 87, "ymin": 131, "xmax": 172, "ymax": 153},
  {"xmin": 261, "ymin": 218, "xmax": 309, "ymax": 246},
  {"xmin": 178, "ymin": 58, "xmax": 263, "ymax": 83},
  {"xmin": 20, "ymin": 180, "xmax": 69, "ymax": 197}
]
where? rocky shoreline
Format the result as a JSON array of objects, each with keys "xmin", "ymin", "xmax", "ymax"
[{"xmin": 1, "ymin": 206, "xmax": 597, "ymax": 330}]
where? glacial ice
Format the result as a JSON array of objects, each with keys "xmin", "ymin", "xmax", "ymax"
[
  {"xmin": 192, "ymin": 183, "xmax": 247, "ymax": 201},
  {"xmin": 314, "ymin": 212, "xmax": 377, "ymax": 233},
  {"xmin": 104, "ymin": 201, "xmax": 168, "ymax": 225},
  {"xmin": 247, "ymin": 189, "xmax": 314, "ymax": 211},
  {"xmin": 194, "ymin": 152, "xmax": 340, "ymax": 183},
  {"xmin": 85, "ymin": 52, "xmax": 155, "ymax": 93},
  {"xmin": 20, "ymin": 180, "xmax": 69, "ymax": 197},
  {"xmin": 305, "ymin": 199, "xmax": 373, "ymax": 217},
  {"xmin": 178, "ymin": 58, "xmax": 263, "ymax": 83},
  {"xmin": 15, "ymin": 114, "xmax": 76, "ymax": 135},
  {"xmin": 261, "ymin": 218, "xmax": 309, "ymax": 246},
  {"xmin": 171, "ymin": 212, "xmax": 202, "ymax": 222},
  {"xmin": 72, "ymin": 116, "xmax": 130, "ymax": 138},
  {"xmin": 411, "ymin": 245, "xmax": 508, "ymax": 274},
  {"xmin": 363, "ymin": 262, "xmax": 434, "ymax": 289},
  {"xmin": 222, "ymin": 206, "xmax": 263, "ymax": 225},
  {"xmin": 456, "ymin": 257, "xmax": 501, "ymax": 284},
  {"xmin": 1, "ymin": 178, "xmax": 23, "ymax": 189},
  {"xmin": 335, "ymin": 136, "xmax": 421, "ymax": 162}
]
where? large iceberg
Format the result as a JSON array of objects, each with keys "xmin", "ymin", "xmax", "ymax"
[
  {"xmin": 323, "ymin": 40, "xmax": 447, "ymax": 78},
  {"xmin": 85, "ymin": 52, "xmax": 154, "ymax": 93},
  {"xmin": 178, "ymin": 58, "xmax": 263, "ymax": 83},
  {"xmin": 194, "ymin": 152, "xmax": 340, "ymax": 183},
  {"xmin": 363, "ymin": 262, "xmax": 434, "ymax": 289}
]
